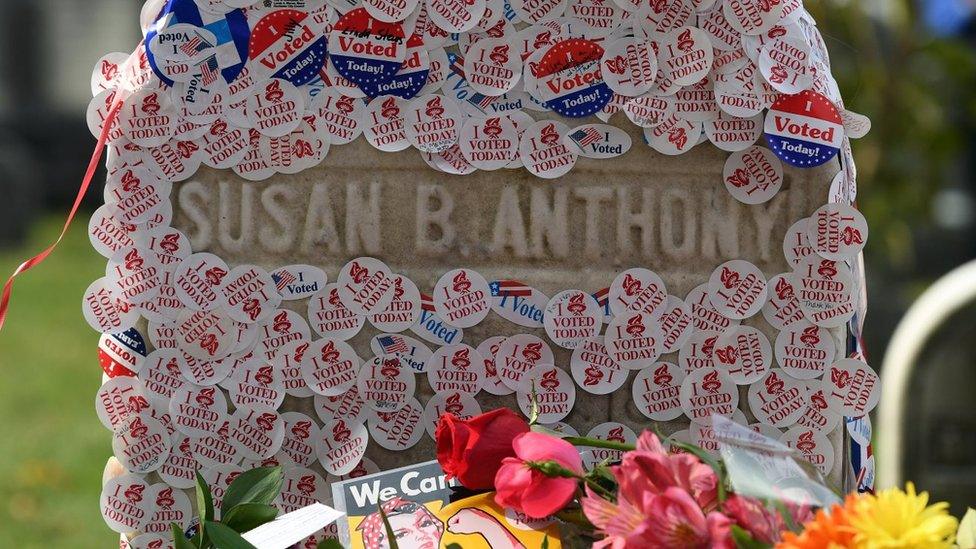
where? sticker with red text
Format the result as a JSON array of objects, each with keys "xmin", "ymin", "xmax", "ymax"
[
  {"xmin": 723, "ymin": 0, "xmax": 785, "ymax": 36},
  {"xmin": 747, "ymin": 369, "xmax": 807, "ymax": 428},
  {"xmin": 363, "ymin": 95, "xmax": 411, "ymax": 151},
  {"xmin": 369, "ymin": 397, "xmax": 426, "ymax": 450},
  {"xmin": 256, "ymin": 309, "xmax": 312, "ymax": 361},
  {"xmin": 806, "ymin": 203, "xmax": 868, "ymax": 261},
  {"xmin": 678, "ymin": 331, "xmax": 717, "ymax": 374},
  {"xmin": 220, "ymin": 265, "xmax": 282, "ymax": 324},
  {"xmin": 96, "ymin": 377, "xmax": 151, "ymax": 433},
  {"xmin": 427, "ymin": 344, "xmax": 486, "ymax": 396},
  {"xmin": 169, "ymin": 384, "xmax": 227, "ymax": 439},
  {"xmin": 428, "ymin": 0, "xmax": 485, "ymax": 33},
  {"xmin": 762, "ymin": 273, "xmax": 806, "ymax": 330},
  {"xmin": 179, "ymin": 352, "xmax": 233, "ymax": 387},
  {"xmin": 336, "ymin": 257, "xmax": 397, "ymax": 316},
  {"xmin": 496, "ymin": 334, "xmax": 554, "ymax": 391},
  {"xmin": 510, "ymin": 0, "xmax": 566, "ymax": 24},
  {"xmin": 433, "ymin": 268, "xmax": 492, "ymax": 328},
  {"xmin": 247, "ymin": 78, "xmax": 305, "ymax": 137},
  {"xmin": 600, "ymin": 38, "xmax": 657, "ymax": 97},
  {"xmin": 655, "ymin": 296, "xmax": 695, "ymax": 353},
  {"xmin": 581, "ymin": 422, "xmax": 637, "ymax": 468},
  {"xmin": 544, "ymin": 290, "xmax": 603, "ymax": 349},
  {"xmin": 308, "ymin": 283, "xmax": 367, "ymax": 340},
  {"xmin": 632, "ymin": 362, "xmax": 686, "ymax": 421},
  {"xmin": 277, "ymin": 412, "xmax": 320, "ymax": 468},
  {"xmin": 368, "ymin": 274, "xmax": 421, "ymax": 333},
  {"xmin": 792, "ymin": 256, "xmax": 856, "ymax": 328},
  {"xmin": 775, "ymin": 322, "xmax": 835, "ymax": 380},
  {"xmin": 712, "ymin": 325, "xmax": 772, "ymax": 385},
  {"xmin": 458, "ymin": 116, "xmax": 519, "ymax": 170},
  {"xmin": 226, "ymin": 357, "xmax": 287, "ymax": 410},
  {"xmin": 707, "ymin": 260, "xmax": 768, "ymax": 320},
  {"xmin": 422, "ymin": 392, "xmax": 482, "ymax": 439},
  {"xmin": 706, "ymin": 111, "xmax": 764, "ymax": 152},
  {"xmin": 465, "ymin": 38, "xmax": 522, "ymax": 96},
  {"xmin": 533, "ymin": 39, "xmax": 612, "ymax": 118},
  {"xmin": 329, "ymin": 8, "xmax": 407, "ymax": 86},
  {"xmin": 357, "ymin": 355, "xmax": 416, "ymax": 413},
  {"xmin": 173, "ymin": 253, "xmax": 228, "ymax": 312},
  {"xmin": 570, "ymin": 336, "xmax": 627, "ymax": 395},
  {"xmin": 660, "ymin": 26, "xmax": 713, "ymax": 86},
  {"xmin": 229, "ymin": 407, "xmax": 285, "ymax": 461},
  {"xmin": 301, "ymin": 338, "xmax": 361, "ymax": 397},
  {"xmin": 517, "ymin": 365, "xmax": 576, "ymax": 423},
  {"xmin": 609, "ymin": 268, "xmax": 668, "ymax": 318},
  {"xmin": 605, "ymin": 310, "xmax": 664, "ymax": 370},
  {"xmin": 820, "ymin": 359, "xmax": 881, "ymax": 417},
  {"xmin": 723, "ymin": 145, "xmax": 783, "ymax": 204},
  {"xmin": 405, "ymin": 93, "xmax": 463, "ymax": 152},
  {"xmin": 120, "ymin": 90, "xmax": 177, "ymax": 147},
  {"xmin": 680, "ymin": 367, "xmax": 739, "ymax": 425},
  {"xmin": 477, "ymin": 336, "xmax": 513, "ymax": 396},
  {"xmin": 100, "ymin": 473, "xmax": 152, "ymax": 533},
  {"xmin": 249, "ymin": 9, "xmax": 328, "ymax": 85},
  {"xmin": 779, "ymin": 426, "xmax": 833, "ymax": 475},
  {"xmin": 176, "ymin": 308, "xmax": 236, "ymax": 360},
  {"xmin": 317, "ymin": 419, "xmax": 369, "ymax": 476},
  {"xmin": 519, "ymin": 120, "xmax": 578, "ymax": 178},
  {"xmin": 765, "ymin": 90, "xmax": 844, "ymax": 168},
  {"xmin": 83, "ymin": 277, "xmax": 139, "ymax": 334}
]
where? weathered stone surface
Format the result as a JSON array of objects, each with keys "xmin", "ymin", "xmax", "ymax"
[{"xmin": 170, "ymin": 123, "xmax": 845, "ymax": 488}]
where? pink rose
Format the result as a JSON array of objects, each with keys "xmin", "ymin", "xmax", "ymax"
[{"xmin": 494, "ymin": 432, "xmax": 583, "ymax": 518}]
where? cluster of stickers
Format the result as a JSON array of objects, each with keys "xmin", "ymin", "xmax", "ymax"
[{"xmin": 88, "ymin": 0, "xmax": 870, "ymax": 186}]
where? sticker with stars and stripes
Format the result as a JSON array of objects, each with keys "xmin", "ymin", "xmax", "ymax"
[{"xmin": 764, "ymin": 90, "xmax": 844, "ymax": 168}]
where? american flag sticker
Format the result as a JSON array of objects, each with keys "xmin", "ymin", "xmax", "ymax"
[
  {"xmin": 377, "ymin": 335, "xmax": 409, "ymax": 355},
  {"xmin": 489, "ymin": 280, "xmax": 548, "ymax": 329},
  {"xmin": 272, "ymin": 269, "xmax": 298, "ymax": 291},
  {"xmin": 570, "ymin": 127, "xmax": 602, "ymax": 147},
  {"xmin": 564, "ymin": 123, "xmax": 632, "ymax": 159}
]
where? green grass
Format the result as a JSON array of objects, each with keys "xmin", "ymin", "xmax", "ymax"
[{"xmin": 0, "ymin": 215, "xmax": 118, "ymax": 548}]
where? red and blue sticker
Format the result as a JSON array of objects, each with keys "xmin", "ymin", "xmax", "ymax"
[
  {"xmin": 144, "ymin": 0, "xmax": 250, "ymax": 86},
  {"xmin": 533, "ymin": 39, "xmax": 612, "ymax": 118},
  {"xmin": 328, "ymin": 8, "xmax": 407, "ymax": 89},
  {"xmin": 98, "ymin": 327, "xmax": 148, "ymax": 379},
  {"xmin": 249, "ymin": 9, "xmax": 328, "ymax": 86},
  {"xmin": 359, "ymin": 35, "xmax": 430, "ymax": 99},
  {"xmin": 764, "ymin": 90, "xmax": 845, "ymax": 168}
]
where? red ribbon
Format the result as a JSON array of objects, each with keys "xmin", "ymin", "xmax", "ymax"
[{"xmin": 0, "ymin": 93, "xmax": 125, "ymax": 333}]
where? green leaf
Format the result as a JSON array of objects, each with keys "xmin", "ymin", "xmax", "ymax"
[
  {"xmin": 206, "ymin": 521, "xmax": 258, "ymax": 549},
  {"xmin": 220, "ymin": 467, "xmax": 283, "ymax": 515},
  {"xmin": 445, "ymin": 545, "xmax": 464, "ymax": 549},
  {"xmin": 958, "ymin": 508, "xmax": 976, "ymax": 549},
  {"xmin": 196, "ymin": 470, "xmax": 215, "ymax": 544},
  {"xmin": 172, "ymin": 523, "xmax": 196, "ymax": 549},
  {"xmin": 223, "ymin": 503, "xmax": 279, "ymax": 534},
  {"xmin": 378, "ymin": 504, "xmax": 400, "ymax": 549},
  {"xmin": 317, "ymin": 539, "xmax": 345, "ymax": 549},
  {"xmin": 541, "ymin": 535, "xmax": 550, "ymax": 549},
  {"xmin": 730, "ymin": 525, "xmax": 771, "ymax": 549}
]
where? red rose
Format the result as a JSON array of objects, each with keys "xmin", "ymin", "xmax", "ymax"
[{"xmin": 435, "ymin": 408, "xmax": 530, "ymax": 490}]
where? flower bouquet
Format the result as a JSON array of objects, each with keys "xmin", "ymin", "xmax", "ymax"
[{"xmin": 434, "ymin": 407, "xmax": 970, "ymax": 549}]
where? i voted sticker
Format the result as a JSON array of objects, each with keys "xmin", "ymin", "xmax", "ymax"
[
  {"xmin": 369, "ymin": 333, "xmax": 432, "ymax": 374},
  {"xmin": 142, "ymin": 483, "xmax": 192, "ymax": 536},
  {"xmin": 82, "ymin": 277, "xmax": 138, "ymax": 334},
  {"xmin": 301, "ymin": 338, "xmax": 361, "ymax": 397},
  {"xmin": 656, "ymin": 296, "xmax": 695, "ymax": 354},
  {"xmin": 533, "ymin": 39, "xmax": 612, "ymax": 117},
  {"xmin": 600, "ymin": 38, "xmax": 657, "ymax": 97},
  {"xmin": 459, "ymin": 116, "xmax": 519, "ymax": 170},
  {"xmin": 192, "ymin": 420, "xmax": 241, "ymax": 470},
  {"xmin": 783, "ymin": 218, "xmax": 816, "ymax": 268},
  {"xmin": 570, "ymin": 337, "xmax": 626, "ymax": 395},
  {"xmin": 712, "ymin": 325, "xmax": 771, "ymax": 385},
  {"xmin": 497, "ymin": 334, "xmax": 555, "ymax": 391},
  {"xmin": 723, "ymin": 145, "xmax": 783, "ymax": 204},
  {"xmin": 609, "ymin": 268, "xmax": 668, "ymax": 318},
  {"xmin": 229, "ymin": 407, "xmax": 286, "ymax": 460},
  {"xmin": 821, "ymin": 358, "xmax": 881, "ymax": 417},
  {"xmin": 563, "ymin": 123, "xmax": 632, "ymax": 159},
  {"xmin": 358, "ymin": 356, "xmax": 416, "ymax": 413},
  {"xmin": 723, "ymin": 0, "xmax": 784, "ymax": 36},
  {"xmin": 270, "ymin": 340, "xmax": 314, "ymax": 398},
  {"xmin": 329, "ymin": 8, "xmax": 407, "ymax": 87},
  {"xmin": 489, "ymin": 280, "xmax": 547, "ymax": 328},
  {"xmin": 762, "ymin": 273, "xmax": 806, "ymax": 330},
  {"xmin": 139, "ymin": 350, "xmax": 186, "ymax": 408},
  {"xmin": 632, "ymin": 362, "xmax": 685, "ymax": 421},
  {"xmin": 792, "ymin": 256, "xmax": 855, "ymax": 328},
  {"xmin": 544, "ymin": 289, "xmax": 603, "ymax": 349},
  {"xmin": 360, "ymin": 34, "xmax": 430, "ymax": 99},
  {"xmin": 405, "ymin": 93, "xmax": 463, "ymax": 152},
  {"xmin": 706, "ymin": 111, "xmax": 764, "ymax": 152},
  {"xmin": 98, "ymin": 328, "xmax": 148, "ymax": 378},
  {"xmin": 660, "ymin": 26, "xmax": 713, "ymax": 86},
  {"xmin": 411, "ymin": 293, "xmax": 464, "ymax": 346},
  {"xmin": 433, "ymin": 268, "xmax": 492, "ymax": 328},
  {"xmin": 605, "ymin": 310, "xmax": 664, "ymax": 370},
  {"xmin": 780, "ymin": 425, "xmax": 833, "ymax": 475},
  {"xmin": 519, "ymin": 120, "xmax": 578, "ymax": 179},
  {"xmin": 579, "ymin": 423, "xmax": 636, "ymax": 469},
  {"xmin": 428, "ymin": 0, "xmax": 486, "ymax": 33},
  {"xmin": 247, "ymin": 78, "xmax": 305, "ymax": 137},
  {"xmin": 277, "ymin": 412, "xmax": 320, "ymax": 467},
  {"xmin": 680, "ymin": 367, "xmax": 739, "ymax": 425},
  {"xmin": 477, "ymin": 336, "xmax": 514, "ymax": 396},
  {"xmin": 308, "ymin": 284, "xmax": 366, "ymax": 340},
  {"xmin": 272, "ymin": 264, "xmax": 326, "ymax": 300},
  {"xmin": 336, "ymin": 257, "xmax": 397, "ymax": 316},
  {"xmin": 173, "ymin": 253, "xmax": 229, "ymax": 311},
  {"xmin": 807, "ymin": 203, "xmax": 868, "ymax": 261},
  {"xmin": 422, "ymin": 392, "xmax": 482, "ymax": 439},
  {"xmin": 516, "ymin": 365, "xmax": 576, "ymax": 424},
  {"xmin": 169, "ymin": 384, "xmax": 227, "ymax": 439},
  {"xmin": 707, "ymin": 260, "xmax": 768, "ymax": 320},
  {"xmin": 158, "ymin": 434, "xmax": 199, "ymax": 489},
  {"xmin": 427, "ymin": 344, "xmax": 486, "ymax": 396},
  {"xmin": 796, "ymin": 386, "xmax": 841, "ymax": 435},
  {"xmin": 225, "ymin": 357, "xmax": 286, "ymax": 410},
  {"xmin": 220, "ymin": 265, "xmax": 281, "ymax": 323},
  {"xmin": 96, "ymin": 377, "xmax": 151, "ymax": 433},
  {"xmin": 314, "ymin": 386, "xmax": 368, "ymax": 426},
  {"xmin": 776, "ymin": 322, "xmax": 834, "ymax": 380},
  {"xmin": 256, "ymin": 309, "xmax": 312, "ymax": 361},
  {"xmin": 465, "ymin": 38, "xmax": 522, "ymax": 96},
  {"xmin": 119, "ymin": 90, "xmax": 177, "ymax": 148},
  {"xmin": 363, "ymin": 95, "xmax": 411, "ymax": 151},
  {"xmin": 368, "ymin": 274, "xmax": 421, "ymax": 333},
  {"xmin": 765, "ymin": 90, "xmax": 844, "ymax": 168},
  {"xmin": 176, "ymin": 309, "xmax": 236, "ymax": 360},
  {"xmin": 101, "ymin": 473, "xmax": 152, "ymax": 533},
  {"xmin": 370, "ymin": 397, "xmax": 426, "ymax": 450},
  {"xmin": 624, "ymin": 94, "xmax": 676, "ymax": 128},
  {"xmin": 179, "ymin": 351, "xmax": 233, "ymax": 386},
  {"xmin": 317, "ymin": 419, "xmax": 369, "ymax": 476}
]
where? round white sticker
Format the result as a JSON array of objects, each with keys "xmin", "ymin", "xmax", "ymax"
[
  {"xmin": 656, "ymin": 296, "xmax": 695, "ymax": 354},
  {"xmin": 711, "ymin": 325, "xmax": 772, "ymax": 385},
  {"xmin": 519, "ymin": 120, "xmax": 578, "ymax": 179},
  {"xmin": 707, "ymin": 260, "xmax": 768, "ymax": 320},
  {"xmin": 423, "ymin": 392, "xmax": 483, "ymax": 439},
  {"xmin": 336, "ymin": 257, "xmax": 397, "ymax": 316},
  {"xmin": 632, "ymin": 362, "xmax": 686, "ymax": 421},
  {"xmin": 433, "ymin": 268, "xmax": 492, "ymax": 328},
  {"xmin": 301, "ymin": 338, "xmax": 361, "ymax": 397},
  {"xmin": 723, "ymin": 146, "xmax": 783, "ymax": 204},
  {"xmin": 821, "ymin": 358, "xmax": 881, "ymax": 417},
  {"xmin": 806, "ymin": 203, "xmax": 868, "ymax": 261},
  {"xmin": 605, "ymin": 310, "xmax": 664, "ymax": 370},
  {"xmin": 317, "ymin": 419, "xmax": 369, "ymax": 476},
  {"xmin": 357, "ymin": 356, "xmax": 416, "ymax": 413},
  {"xmin": 370, "ymin": 397, "xmax": 427, "ymax": 450},
  {"xmin": 405, "ymin": 93, "xmax": 463, "ymax": 152},
  {"xmin": 516, "ymin": 364, "xmax": 576, "ymax": 424},
  {"xmin": 100, "ymin": 473, "xmax": 152, "ymax": 533},
  {"xmin": 308, "ymin": 283, "xmax": 366, "ymax": 341},
  {"xmin": 477, "ymin": 335, "xmax": 514, "ymax": 396},
  {"xmin": 762, "ymin": 273, "xmax": 807, "ymax": 330},
  {"xmin": 459, "ymin": 116, "xmax": 520, "ymax": 170},
  {"xmin": 570, "ymin": 336, "xmax": 627, "ymax": 394},
  {"xmin": 169, "ymin": 384, "xmax": 227, "ymax": 439},
  {"xmin": 680, "ymin": 367, "xmax": 739, "ymax": 425},
  {"xmin": 608, "ymin": 268, "xmax": 668, "ymax": 318},
  {"xmin": 544, "ymin": 289, "xmax": 603, "ymax": 349},
  {"xmin": 113, "ymin": 412, "xmax": 171, "ymax": 474},
  {"xmin": 496, "ymin": 334, "xmax": 555, "ymax": 391},
  {"xmin": 368, "ymin": 274, "xmax": 421, "ymax": 333},
  {"xmin": 775, "ymin": 322, "xmax": 835, "ymax": 380},
  {"xmin": 779, "ymin": 425, "xmax": 833, "ymax": 475},
  {"xmin": 792, "ymin": 255, "xmax": 856, "ymax": 328},
  {"xmin": 229, "ymin": 407, "xmax": 286, "ymax": 461},
  {"xmin": 747, "ymin": 369, "xmax": 807, "ymax": 428}
]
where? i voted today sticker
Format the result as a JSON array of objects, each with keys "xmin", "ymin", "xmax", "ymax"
[
  {"xmin": 765, "ymin": 89, "xmax": 844, "ymax": 168},
  {"xmin": 249, "ymin": 9, "xmax": 328, "ymax": 85},
  {"xmin": 532, "ymin": 39, "xmax": 613, "ymax": 118},
  {"xmin": 329, "ymin": 8, "xmax": 407, "ymax": 87}
]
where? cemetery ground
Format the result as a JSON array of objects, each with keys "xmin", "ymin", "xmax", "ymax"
[{"xmin": 0, "ymin": 216, "xmax": 116, "ymax": 548}]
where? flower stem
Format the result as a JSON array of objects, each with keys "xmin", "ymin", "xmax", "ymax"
[{"xmin": 562, "ymin": 436, "xmax": 637, "ymax": 452}]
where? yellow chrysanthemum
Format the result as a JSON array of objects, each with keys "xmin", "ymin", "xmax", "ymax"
[{"xmin": 847, "ymin": 483, "xmax": 958, "ymax": 549}]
